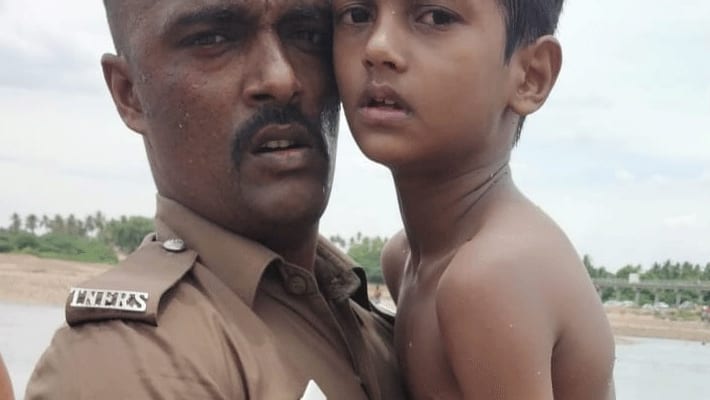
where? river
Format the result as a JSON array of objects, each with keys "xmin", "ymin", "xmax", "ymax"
[{"xmin": 2, "ymin": 301, "xmax": 710, "ymax": 399}]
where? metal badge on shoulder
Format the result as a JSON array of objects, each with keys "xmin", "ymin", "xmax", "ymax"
[
  {"xmin": 69, "ymin": 287, "xmax": 149, "ymax": 313},
  {"xmin": 162, "ymin": 238, "xmax": 186, "ymax": 253}
]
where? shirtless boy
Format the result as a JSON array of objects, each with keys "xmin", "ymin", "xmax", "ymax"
[{"xmin": 333, "ymin": 0, "xmax": 615, "ymax": 398}]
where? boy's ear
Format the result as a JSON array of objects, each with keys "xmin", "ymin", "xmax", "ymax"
[
  {"xmin": 101, "ymin": 53, "xmax": 149, "ymax": 135},
  {"xmin": 507, "ymin": 35, "xmax": 562, "ymax": 117}
]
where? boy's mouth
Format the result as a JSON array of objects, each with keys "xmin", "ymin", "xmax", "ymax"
[
  {"xmin": 357, "ymin": 84, "xmax": 412, "ymax": 125},
  {"xmin": 368, "ymin": 96, "xmax": 404, "ymax": 110},
  {"xmin": 359, "ymin": 84, "xmax": 411, "ymax": 112}
]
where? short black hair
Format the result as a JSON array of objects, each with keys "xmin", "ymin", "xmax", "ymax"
[
  {"xmin": 103, "ymin": 0, "xmax": 123, "ymax": 54},
  {"xmin": 103, "ymin": 0, "xmax": 152, "ymax": 57},
  {"xmin": 497, "ymin": 0, "xmax": 565, "ymax": 143},
  {"xmin": 498, "ymin": 0, "xmax": 565, "ymax": 60}
]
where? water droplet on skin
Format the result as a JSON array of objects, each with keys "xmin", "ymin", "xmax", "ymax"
[
  {"xmin": 509, "ymin": 324, "xmax": 514, "ymax": 328},
  {"xmin": 408, "ymin": 341, "xmax": 413, "ymax": 348},
  {"xmin": 178, "ymin": 123, "xmax": 184, "ymax": 129}
]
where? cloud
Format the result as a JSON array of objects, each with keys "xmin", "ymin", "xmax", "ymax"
[
  {"xmin": 0, "ymin": 0, "xmax": 109, "ymax": 94},
  {"xmin": 664, "ymin": 215, "xmax": 700, "ymax": 230},
  {"xmin": 1, "ymin": 0, "xmax": 709, "ymax": 273}
]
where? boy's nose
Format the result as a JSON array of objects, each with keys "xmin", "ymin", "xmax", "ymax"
[{"xmin": 363, "ymin": 20, "xmax": 407, "ymax": 73}]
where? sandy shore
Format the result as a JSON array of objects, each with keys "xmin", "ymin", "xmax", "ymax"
[
  {"xmin": 2, "ymin": 253, "xmax": 709, "ymax": 342},
  {"xmin": 0, "ymin": 253, "xmax": 110, "ymax": 306},
  {"xmin": 606, "ymin": 308, "xmax": 710, "ymax": 342}
]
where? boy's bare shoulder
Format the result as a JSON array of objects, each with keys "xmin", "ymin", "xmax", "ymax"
[
  {"xmin": 436, "ymin": 199, "xmax": 595, "ymax": 340},
  {"xmin": 444, "ymin": 200, "xmax": 586, "ymax": 292},
  {"xmin": 380, "ymin": 230, "xmax": 408, "ymax": 303},
  {"xmin": 434, "ymin": 201, "xmax": 615, "ymax": 398}
]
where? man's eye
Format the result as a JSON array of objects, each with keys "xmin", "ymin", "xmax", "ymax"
[
  {"xmin": 184, "ymin": 33, "xmax": 229, "ymax": 47},
  {"xmin": 294, "ymin": 30, "xmax": 324, "ymax": 46},
  {"xmin": 418, "ymin": 9, "xmax": 456, "ymax": 26},
  {"xmin": 339, "ymin": 7, "xmax": 372, "ymax": 24}
]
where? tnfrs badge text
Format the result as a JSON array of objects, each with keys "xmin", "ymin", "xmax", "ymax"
[{"xmin": 70, "ymin": 288, "xmax": 149, "ymax": 312}]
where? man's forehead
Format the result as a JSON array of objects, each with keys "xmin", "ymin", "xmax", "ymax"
[{"xmin": 149, "ymin": 0, "xmax": 329, "ymax": 23}]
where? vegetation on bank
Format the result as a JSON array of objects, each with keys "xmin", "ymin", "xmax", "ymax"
[
  {"xmin": 1, "ymin": 212, "xmax": 153, "ymax": 264},
  {"xmin": 585, "ymin": 255, "xmax": 710, "ymax": 305},
  {"xmin": 3, "ymin": 213, "xmax": 709, "ymax": 298}
]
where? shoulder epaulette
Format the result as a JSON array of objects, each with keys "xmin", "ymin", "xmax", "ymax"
[{"xmin": 65, "ymin": 237, "xmax": 197, "ymax": 327}]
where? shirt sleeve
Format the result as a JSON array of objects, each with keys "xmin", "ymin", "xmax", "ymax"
[{"xmin": 25, "ymin": 321, "xmax": 245, "ymax": 400}]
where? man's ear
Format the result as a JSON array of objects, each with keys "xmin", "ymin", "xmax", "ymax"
[
  {"xmin": 101, "ymin": 53, "xmax": 148, "ymax": 135},
  {"xmin": 507, "ymin": 35, "xmax": 562, "ymax": 117}
]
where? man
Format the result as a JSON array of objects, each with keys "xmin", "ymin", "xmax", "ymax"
[
  {"xmin": 0, "ymin": 354, "xmax": 13, "ymax": 400},
  {"xmin": 25, "ymin": 1, "xmax": 404, "ymax": 399}
]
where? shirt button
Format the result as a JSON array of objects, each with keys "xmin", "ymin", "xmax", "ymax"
[{"xmin": 287, "ymin": 275, "xmax": 308, "ymax": 295}]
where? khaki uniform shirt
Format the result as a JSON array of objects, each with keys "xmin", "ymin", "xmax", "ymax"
[{"xmin": 26, "ymin": 196, "xmax": 404, "ymax": 399}]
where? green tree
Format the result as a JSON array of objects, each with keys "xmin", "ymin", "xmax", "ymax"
[
  {"xmin": 329, "ymin": 234, "xmax": 347, "ymax": 250},
  {"xmin": 51, "ymin": 214, "xmax": 65, "ymax": 234},
  {"xmin": 40, "ymin": 215, "xmax": 50, "ymax": 232},
  {"xmin": 615, "ymin": 264, "xmax": 642, "ymax": 280},
  {"xmin": 84, "ymin": 215, "xmax": 96, "ymax": 236},
  {"xmin": 66, "ymin": 214, "xmax": 79, "ymax": 236},
  {"xmin": 346, "ymin": 234, "xmax": 387, "ymax": 283},
  {"xmin": 10, "ymin": 213, "xmax": 22, "ymax": 232},
  {"xmin": 101, "ymin": 216, "xmax": 154, "ymax": 253},
  {"xmin": 94, "ymin": 211, "xmax": 106, "ymax": 233},
  {"xmin": 582, "ymin": 254, "xmax": 613, "ymax": 279},
  {"xmin": 25, "ymin": 214, "xmax": 38, "ymax": 234}
]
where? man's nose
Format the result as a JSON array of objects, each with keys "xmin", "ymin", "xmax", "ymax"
[
  {"xmin": 244, "ymin": 36, "xmax": 302, "ymax": 106},
  {"xmin": 363, "ymin": 17, "xmax": 407, "ymax": 73}
]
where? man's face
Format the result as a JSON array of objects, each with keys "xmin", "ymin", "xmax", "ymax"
[
  {"xmin": 333, "ymin": 0, "xmax": 515, "ymax": 173},
  {"xmin": 113, "ymin": 0, "xmax": 338, "ymax": 240}
]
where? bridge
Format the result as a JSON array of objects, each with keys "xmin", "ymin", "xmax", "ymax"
[{"xmin": 592, "ymin": 278, "xmax": 710, "ymax": 306}]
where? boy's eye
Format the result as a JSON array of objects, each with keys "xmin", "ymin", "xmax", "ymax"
[
  {"xmin": 339, "ymin": 6, "xmax": 373, "ymax": 24},
  {"xmin": 418, "ymin": 9, "xmax": 456, "ymax": 26}
]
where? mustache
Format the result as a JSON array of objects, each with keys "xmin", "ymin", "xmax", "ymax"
[{"xmin": 231, "ymin": 104, "xmax": 326, "ymax": 166}]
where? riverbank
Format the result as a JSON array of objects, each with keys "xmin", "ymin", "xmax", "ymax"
[
  {"xmin": 0, "ymin": 253, "xmax": 110, "ymax": 305},
  {"xmin": 2, "ymin": 253, "xmax": 709, "ymax": 342}
]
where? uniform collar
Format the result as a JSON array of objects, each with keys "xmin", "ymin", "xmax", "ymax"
[
  {"xmin": 154, "ymin": 195, "xmax": 280, "ymax": 308},
  {"xmin": 153, "ymin": 195, "xmax": 365, "ymax": 308}
]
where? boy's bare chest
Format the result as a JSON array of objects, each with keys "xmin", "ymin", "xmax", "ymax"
[{"xmin": 394, "ymin": 282, "xmax": 461, "ymax": 399}]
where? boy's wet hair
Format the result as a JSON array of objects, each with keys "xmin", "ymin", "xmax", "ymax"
[
  {"xmin": 497, "ymin": 0, "xmax": 564, "ymax": 144},
  {"xmin": 498, "ymin": 0, "xmax": 565, "ymax": 60}
]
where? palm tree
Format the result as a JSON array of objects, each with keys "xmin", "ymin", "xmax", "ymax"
[
  {"xmin": 67, "ymin": 214, "xmax": 78, "ymax": 236},
  {"xmin": 41, "ymin": 215, "xmax": 51, "ymax": 232},
  {"xmin": 10, "ymin": 213, "xmax": 21, "ymax": 232},
  {"xmin": 94, "ymin": 211, "xmax": 106, "ymax": 233},
  {"xmin": 52, "ymin": 214, "xmax": 65, "ymax": 234},
  {"xmin": 25, "ymin": 214, "xmax": 38, "ymax": 234},
  {"xmin": 85, "ymin": 215, "xmax": 96, "ymax": 236}
]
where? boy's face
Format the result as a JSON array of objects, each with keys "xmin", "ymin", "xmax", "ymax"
[{"xmin": 333, "ymin": 0, "xmax": 518, "ymax": 172}]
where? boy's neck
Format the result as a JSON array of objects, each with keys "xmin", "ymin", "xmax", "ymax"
[{"xmin": 392, "ymin": 158, "xmax": 512, "ymax": 269}]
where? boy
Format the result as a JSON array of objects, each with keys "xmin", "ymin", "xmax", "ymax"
[{"xmin": 333, "ymin": 0, "xmax": 615, "ymax": 398}]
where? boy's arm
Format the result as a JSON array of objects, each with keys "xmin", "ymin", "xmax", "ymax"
[
  {"xmin": 380, "ymin": 230, "xmax": 408, "ymax": 304},
  {"xmin": 436, "ymin": 249, "xmax": 556, "ymax": 400}
]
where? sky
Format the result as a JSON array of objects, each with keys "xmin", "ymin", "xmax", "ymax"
[{"xmin": 1, "ymin": 0, "xmax": 708, "ymax": 272}]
